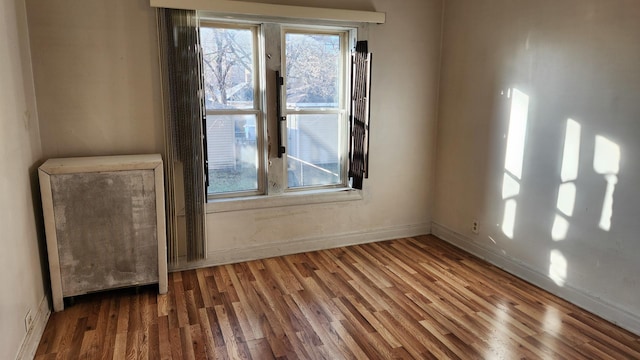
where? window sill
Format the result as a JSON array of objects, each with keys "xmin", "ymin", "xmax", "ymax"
[{"xmin": 206, "ymin": 187, "xmax": 363, "ymax": 213}]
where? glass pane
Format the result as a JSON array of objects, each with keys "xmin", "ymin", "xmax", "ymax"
[
  {"xmin": 287, "ymin": 114, "xmax": 341, "ymax": 188},
  {"xmin": 201, "ymin": 26, "xmax": 255, "ymax": 110},
  {"xmin": 285, "ymin": 33, "xmax": 340, "ymax": 109},
  {"xmin": 206, "ymin": 114, "xmax": 259, "ymax": 194}
]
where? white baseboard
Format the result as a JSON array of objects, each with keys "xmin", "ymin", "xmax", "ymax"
[
  {"xmin": 432, "ymin": 222, "xmax": 640, "ymax": 336},
  {"xmin": 170, "ymin": 222, "xmax": 431, "ymax": 271},
  {"xmin": 16, "ymin": 295, "xmax": 50, "ymax": 360}
]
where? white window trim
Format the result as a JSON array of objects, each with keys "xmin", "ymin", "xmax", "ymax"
[
  {"xmin": 206, "ymin": 186, "xmax": 362, "ymax": 213},
  {"xmin": 150, "ymin": 0, "xmax": 385, "ymax": 24}
]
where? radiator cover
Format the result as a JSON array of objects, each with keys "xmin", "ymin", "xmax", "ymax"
[{"xmin": 39, "ymin": 154, "xmax": 168, "ymax": 311}]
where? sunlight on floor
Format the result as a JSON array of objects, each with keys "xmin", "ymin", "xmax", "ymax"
[
  {"xmin": 543, "ymin": 306, "xmax": 563, "ymax": 335},
  {"xmin": 486, "ymin": 307, "xmax": 515, "ymax": 360}
]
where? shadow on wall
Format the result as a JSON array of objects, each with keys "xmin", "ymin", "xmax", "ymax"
[
  {"xmin": 496, "ymin": 88, "xmax": 622, "ymax": 288},
  {"xmin": 29, "ymin": 160, "xmax": 52, "ymax": 300}
]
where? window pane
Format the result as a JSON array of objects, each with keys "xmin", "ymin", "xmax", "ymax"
[
  {"xmin": 287, "ymin": 114, "xmax": 341, "ymax": 188},
  {"xmin": 285, "ymin": 33, "xmax": 340, "ymax": 109},
  {"xmin": 201, "ymin": 26, "xmax": 255, "ymax": 110},
  {"xmin": 206, "ymin": 114, "xmax": 259, "ymax": 194}
]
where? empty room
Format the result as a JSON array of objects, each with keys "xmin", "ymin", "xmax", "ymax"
[{"xmin": 2, "ymin": 0, "xmax": 639, "ymax": 358}]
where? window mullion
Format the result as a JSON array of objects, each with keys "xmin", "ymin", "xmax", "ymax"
[{"xmin": 262, "ymin": 22, "xmax": 287, "ymax": 195}]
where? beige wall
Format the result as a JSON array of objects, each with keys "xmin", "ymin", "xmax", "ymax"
[
  {"xmin": 27, "ymin": 0, "xmax": 164, "ymax": 158},
  {"xmin": 0, "ymin": 0, "xmax": 46, "ymax": 358},
  {"xmin": 27, "ymin": 0, "xmax": 443, "ymax": 265},
  {"xmin": 434, "ymin": 0, "xmax": 640, "ymax": 333}
]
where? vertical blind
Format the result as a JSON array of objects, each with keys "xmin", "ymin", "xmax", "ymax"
[{"xmin": 157, "ymin": 8, "xmax": 207, "ymax": 264}]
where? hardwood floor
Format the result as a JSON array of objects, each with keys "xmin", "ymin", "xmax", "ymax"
[{"xmin": 35, "ymin": 235, "xmax": 640, "ymax": 359}]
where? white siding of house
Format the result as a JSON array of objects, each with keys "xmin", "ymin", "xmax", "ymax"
[{"xmin": 206, "ymin": 115, "xmax": 236, "ymax": 170}]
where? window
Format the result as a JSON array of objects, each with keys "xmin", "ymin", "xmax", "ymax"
[
  {"xmin": 201, "ymin": 23, "xmax": 263, "ymax": 196},
  {"xmin": 284, "ymin": 30, "xmax": 347, "ymax": 189},
  {"xmin": 200, "ymin": 18, "xmax": 369, "ymax": 201}
]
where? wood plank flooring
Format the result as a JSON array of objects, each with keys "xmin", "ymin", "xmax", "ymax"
[{"xmin": 35, "ymin": 235, "xmax": 640, "ymax": 359}]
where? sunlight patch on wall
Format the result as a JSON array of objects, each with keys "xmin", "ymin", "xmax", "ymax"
[
  {"xmin": 594, "ymin": 135, "xmax": 620, "ymax": 232},
  {"xmin": 551, "ymin": 119, "xmax": 581, "ymax": 241},
  {"xmin": 556, "ymin": 183, "xmax": 576, "ymax": 217},
  {"xmin": 501, "ymin": 89, "xmax": 529, "ymax": 239},
  {"xmin": 502, "ymin": 199, "xmax": 517, "ymax": 239},
  {"xmin": 561, "ymin": 119, "xmax": 581, "ymax": 182},
  {"xmin": 551, "ymin": 215, "xmax": 570, "ymax": 241},
  {"xmin": 549, "ymin": 250, "xmax": 567, "ymax": 286},
  {"xmin": 504, "ymin": 89, "xmax": 530, "ymax": 179},
  {"xmin": 501, "ymin": 173, "xmax": 520, "ymax": 199}
]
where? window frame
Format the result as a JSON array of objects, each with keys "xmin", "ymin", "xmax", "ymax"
[
  {"xmin": 201, "ymin": 21, "xmax": 266, "ymax": 199},
  {"xmin": 200, "ymin": 15, "xmax": 361, "ymax": 206},
  {"xmin": 281, "ymin": 27, "xmax": 352, "ymax": 192}
]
